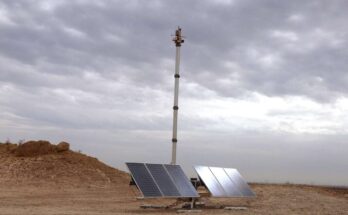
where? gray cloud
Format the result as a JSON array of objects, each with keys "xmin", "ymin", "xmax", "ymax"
[
  {"xmin": 1, "ymin": 0, "xmax": 348, "ymax": 185},
  {"xmin": 1, "ymin": 0, "xmax": 347, "ymax": 100}
]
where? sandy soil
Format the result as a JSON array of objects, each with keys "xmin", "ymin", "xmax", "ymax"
[
  {"xmin": 0, "ymin": 183, "xmax": 347, "ymax": 215},
  {"xmin": 0, "ymin": 141, "xmax": 347, "ymax": 214}
]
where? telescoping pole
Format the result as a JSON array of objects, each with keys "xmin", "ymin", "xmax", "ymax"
[{"xmin": 171, "ymin": 27, "xmax": 184, "ymax": 165}]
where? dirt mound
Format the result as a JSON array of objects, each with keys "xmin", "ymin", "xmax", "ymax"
[
  {"xmin": 11, "ymin": 140, "xmax": 70, "ymax": 156},
  {"xmin": 0, "ymin": 141, "xmax": 129, "ymax": 188},
  {"xmin": 14, "ymin": 140, "xmax": 56, "ymax": 156}
]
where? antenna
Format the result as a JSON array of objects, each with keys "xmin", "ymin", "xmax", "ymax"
[{"xmin": 171, "ymin": 27, "xmax": 184, "ymax": 165}]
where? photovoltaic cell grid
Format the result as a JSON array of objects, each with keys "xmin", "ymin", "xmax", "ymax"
[
  {"xmin": 194, "ymin": 166, "xmax": 256, "ymax": 197},
  {"xmin": 126, "ymin": 163, "xmax": 199, "ymax": 198}
]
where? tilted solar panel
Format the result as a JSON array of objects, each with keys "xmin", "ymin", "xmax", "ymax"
[
  {"xmin": 194, "ymin": 166, "xmax": 255, "ymax": 198},
  {"xmin": 224, "ymin": 168, "xmax": 255, "ymax": 197},
  {"xmin": 146, "ymin": 163, "xmax": 180, "ymax": 197},
  {"xmin": 210, "ymin": 167, "xmax": 242, "ymax": 196},
  {"xmin": 126, "ymin": 162, "xmax": 162, "ymax": 197},
  {"xmin": 194, "ymin": 166, "xmax": 226, "ymax": 197},
  {"xmin": 164, "ymin": 164, "xmax": 199, "ymax": 197},
  {"xmin": 126, "ymin": 162, "xmax": 199, "ymax": 198}
]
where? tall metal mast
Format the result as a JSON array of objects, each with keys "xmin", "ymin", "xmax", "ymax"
[{"xmin": 171, "ymin": 27, "xmax": 184, "ymax": 165}]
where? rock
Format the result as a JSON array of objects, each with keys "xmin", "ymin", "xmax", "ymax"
[{"xmin": 57, "ymin": 142, "xmax": 70, "ymax": 152}]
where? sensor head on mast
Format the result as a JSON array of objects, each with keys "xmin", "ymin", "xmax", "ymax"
[{"xmin": 173, "ymin": 27, "xmax": 184, "ymax": 47}]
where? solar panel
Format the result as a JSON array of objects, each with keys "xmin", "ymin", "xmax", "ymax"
[
  {"xmin": 210, "ymin": 167, "xmax": 242, "ymax": 196},
  {"xmin": 164, "ymin": 164, "xmax": 199, "ymax": 197},
  {"xmin": 127, "ymin": 163, "xmax": 162, "ymax": 197},
  {"xmin": 126, "ymin": 162, "xmax": 199, "ymax": 198},
  {"xmin": 194, "ymin": 166, "xmax": 226, "ymax": 197},
  {"xmin": 224, "ymin": 168, "xmax": 255, "ymax": 197},
  {"xmin": 194, "ymin": 166, "xmax": 255, "ymax": 197},
  {"xmin": 146, "ymin": 164, "xmax": 180, "ymax": 197},
  {"xmin": 126, "ymin": 163, "xmax": 162, "ymax": 197}
]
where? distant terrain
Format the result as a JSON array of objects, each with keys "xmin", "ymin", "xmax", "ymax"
[{"xmin": 0, "ymin": 141, "xmax": 347, "ymax": 215}]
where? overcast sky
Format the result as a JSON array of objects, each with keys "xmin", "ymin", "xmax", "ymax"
[{"xmin": 1, "ymin": 0, "xmax": 347, "ymax": 186}]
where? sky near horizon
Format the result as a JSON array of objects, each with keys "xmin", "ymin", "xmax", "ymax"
[{"xmin": 0, "ymin": 0, "xmax": 347, "ymax": 186}]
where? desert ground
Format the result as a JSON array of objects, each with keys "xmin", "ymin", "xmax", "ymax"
[{"xmin": 0, "ymin": 141, "xmax": 347, "ymax": 215}]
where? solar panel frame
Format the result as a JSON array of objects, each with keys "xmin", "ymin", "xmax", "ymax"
[
  {"xmin": 126, "ymin": 162, "xmax": 199, "ymax": 198},
  {"xmin": 194, "ymin": 166, "xmax": 256, "ymax": 198}
]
